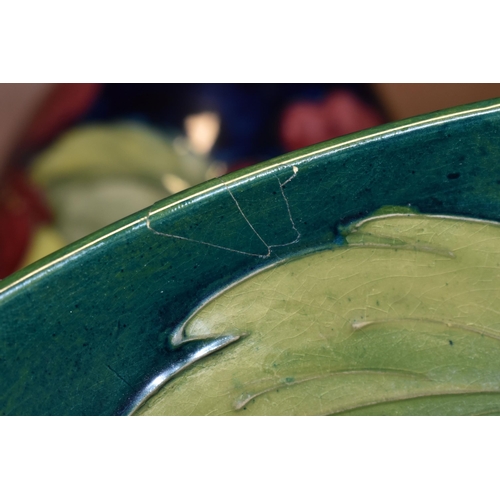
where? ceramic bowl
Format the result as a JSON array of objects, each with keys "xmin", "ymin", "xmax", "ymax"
[{"xmin": 2, "ymin": 98, "xmax": 500, "ymax": 415}]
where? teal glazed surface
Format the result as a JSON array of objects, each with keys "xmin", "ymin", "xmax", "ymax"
[{"xmin": 2, "ymin": 99, "xmax": 500, "ymax": 415}]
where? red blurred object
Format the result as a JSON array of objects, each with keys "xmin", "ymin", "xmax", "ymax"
[
  {"xmin": 0, "ymin": 171, "xmax": 53, "ymax": 278},
  {"xmin": 280, "ymin": 89, "xmax": 384, "ymax": 152},
  {"xmin": 22, "ymin": 83, "xmax": 102, "ymax": 148},
  {"xmin": 0, "ymin": 84, "xmax": 101, "ymax": 278}
]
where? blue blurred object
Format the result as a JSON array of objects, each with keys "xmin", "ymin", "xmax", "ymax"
[{"xmin": 82, "ymin": 84, "xmax": 382, "ymax": 167}]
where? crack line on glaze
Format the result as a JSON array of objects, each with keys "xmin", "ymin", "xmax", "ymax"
[
  {"xmin": 146, "ymin": 165, "xmax": 301, "ymax": 258},
  {"xmin": 147, "ymin": 102, "xmax": 500, "ymax": 219},
  {"xmin": 2, "ymin": 101, "xmax": 499, "ymax": 297},
  {"xmin": 271, "ymin": 166, "xmax": 301, "ymax": 248}
]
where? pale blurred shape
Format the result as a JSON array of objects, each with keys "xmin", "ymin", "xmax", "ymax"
[
  {"xmin": 48, "ymin": 178, "xmax": 166, "ymax": 243},
  {"xmin": 29, "ymin": 122, "xmax": 211, "ymax": 244},
  {"xmin": 162, "ymin": 173, "xmax": 191, "ymax": 194},
  {"xmin": 184, "ymin": 112, "xmax": 220, "ymax": 155}
]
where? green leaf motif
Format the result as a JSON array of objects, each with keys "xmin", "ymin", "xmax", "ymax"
[{"xmin": 136, "ymin": 212, "xmax": 500, "ymax": 415}]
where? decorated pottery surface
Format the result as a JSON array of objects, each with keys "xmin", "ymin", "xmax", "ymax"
[
  {"xmin": 2, "ymin": 99, "xmax": 500, "ymax": 415},
  {"xmin": 137, "ymin": 212, "xmax": 500, "ymax": 415}
]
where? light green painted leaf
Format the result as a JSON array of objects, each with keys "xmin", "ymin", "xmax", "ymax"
[{"xmin": 135, "ymin": 212, "xmax": 500, "ymax": 415}]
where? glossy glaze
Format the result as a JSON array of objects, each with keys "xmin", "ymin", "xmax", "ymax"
[{"xmin": 2, "ymin": 99, "xmax": 500, "ymax": 415}]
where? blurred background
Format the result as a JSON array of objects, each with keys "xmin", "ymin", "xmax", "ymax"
[{"xmin": 1, "ymin": 83, "xmax": 499, "ymax": 279}]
